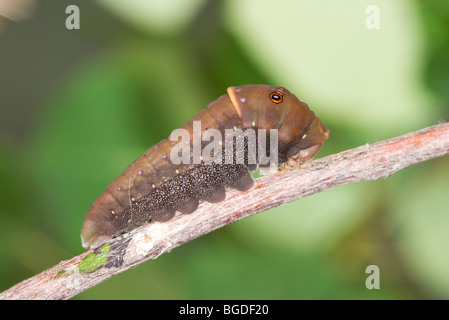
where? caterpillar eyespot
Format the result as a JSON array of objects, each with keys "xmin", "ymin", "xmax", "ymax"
[
  {"xmin": 269, "ymin": 91, "xmax": 284, "ymax": 104},
  {"xmin": 81, "ymin": 84, "xmax": 329, "ymax": 249}
]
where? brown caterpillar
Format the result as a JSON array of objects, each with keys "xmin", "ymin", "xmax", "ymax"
[{"xmin": 81, "ymin": 85, "xmax": 329, "ymax": 249}]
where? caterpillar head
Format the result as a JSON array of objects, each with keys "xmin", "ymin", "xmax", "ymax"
[{"xmin": 227, "ymin": 84, "xmax": 329, "ymax": 164}]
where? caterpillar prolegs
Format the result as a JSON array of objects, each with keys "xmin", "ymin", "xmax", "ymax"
[{"xmin": 81, "ymin": 85, "xmax": 329, "ymax": 249}]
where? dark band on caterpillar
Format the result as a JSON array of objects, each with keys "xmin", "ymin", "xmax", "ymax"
[{"xmin": 81, "ymin": 84, "xmax": 329, "ymax": 249}]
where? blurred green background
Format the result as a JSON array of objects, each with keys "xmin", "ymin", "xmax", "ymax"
[{"xmin": 0, "ymin": 0, "xmax": 448, "ymax": 299}]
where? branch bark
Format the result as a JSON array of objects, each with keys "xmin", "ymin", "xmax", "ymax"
[{"xmin": 1, "ymin": 123, "xmax": 449, "ymax": 300}]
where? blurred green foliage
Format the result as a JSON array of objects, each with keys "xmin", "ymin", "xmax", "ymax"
[{"xmin": 0, "ymin": 0, "xmax": 448, "ymax": 299}]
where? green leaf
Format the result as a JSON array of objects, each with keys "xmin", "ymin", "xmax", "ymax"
[
  {"xmin": 77, "ymin": 244, "xmax": 111, "ymax": 273},
  {"xmin": 54, "ymin": 244, "xmax": 111, "ymax": 279}
]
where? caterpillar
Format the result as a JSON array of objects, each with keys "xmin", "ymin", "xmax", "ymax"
[{"xmin": 81, "ymin": 84, "xmax": 329, "ymax": 249}]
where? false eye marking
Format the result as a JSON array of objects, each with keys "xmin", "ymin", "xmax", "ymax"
[{"xmin": 269, "ymin": 89, "xmax": 284, "ymax": 104}]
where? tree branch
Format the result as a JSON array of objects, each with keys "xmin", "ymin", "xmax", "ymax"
[{"xmin": 1, "ymin": 123, "xmax": 449, "ymax": 300}]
